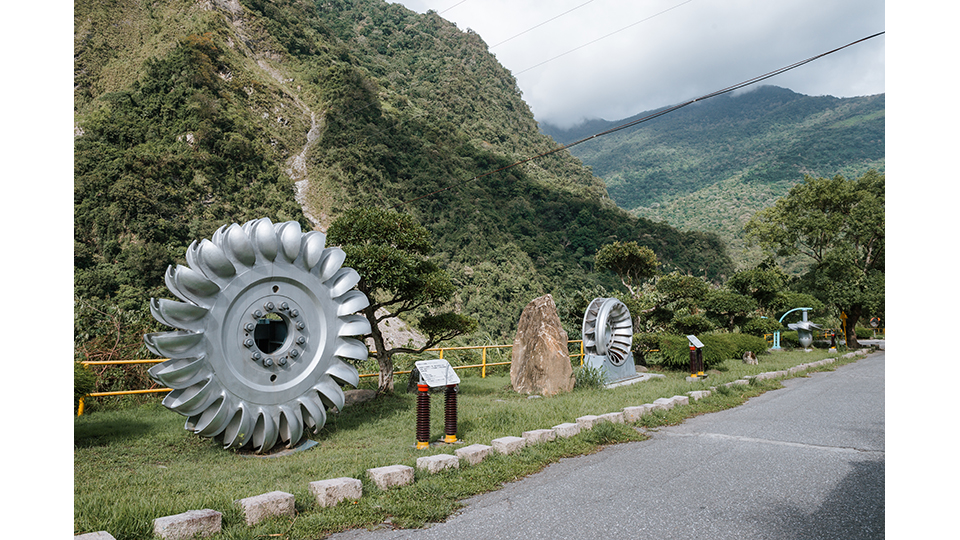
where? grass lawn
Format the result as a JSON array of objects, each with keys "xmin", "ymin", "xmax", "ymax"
[{"xmin": 74, "ymin": 348, "xmax": 862, "ymax": 539}]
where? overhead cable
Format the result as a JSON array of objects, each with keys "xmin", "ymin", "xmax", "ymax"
[
  {"xmin": 514, "ymin": 0, "xmax": 697, "ymax": 76},
  {"xmin": 391, "ymin": 31, "xmax": 886, "ymax": 209},
  {"xmin": 438, "ymin": 0, "xmax": 470, "ymax": 16},
  {"xmin": 489, "ymin": 0, "xmax": 597, "ymax": 49}
]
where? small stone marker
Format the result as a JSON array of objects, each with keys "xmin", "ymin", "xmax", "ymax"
[
  {"xmin": 367, "ymin": 465, "xmax": 415, "ymax": 490},
  {"xmin": 456, "ymin": 443, "xmax": 493, "ymax": 465},
  {"xmin": 491, "ymin": 436, "xmax": 526, "ymax": 455},
  {"xmin": 153, "ymin": 509, "xmax": 222, "ymax": 540},
  {"xmin": 522, "ymin": 428, "xmax": 557, "ymax": 445},
  {"xmin": 416, "ymin": 453, "xmax": 460, "ymax": 474},
  {"xmin": 309, "ymin": 477, "xmax": 362, "ymax": 508},
  {"xmin": 235, "ymin": 491, "xmax": 295, "ymax": 526},
  {"xmin": 552, "ymin": 422, "xmax": 581, "ymax": 438},
  {"xmin": 74, "ymin": 532, "xmax": 116, "ymax": 540}
]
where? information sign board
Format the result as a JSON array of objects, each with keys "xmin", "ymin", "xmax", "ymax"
[
  {"xmin": 414, "ymin": 359, "xmax": 461, "ymax": 387},
  {"xmin": 686, "ymin": 335, "xmax": 704, "ymax": 349}
]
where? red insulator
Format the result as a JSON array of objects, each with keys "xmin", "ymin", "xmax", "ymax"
[
  {"xmin": 416, "ymin": 384, "xmax": 430, "ymax": 445},
  {"xmin": 444, "ymin": 384, "xmax": 457, "ymax": 439}
]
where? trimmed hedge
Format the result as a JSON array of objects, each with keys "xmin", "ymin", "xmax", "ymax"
[
  {"xmin": 654, "ymin": 334, "xmax": 728, "ymax": 371},
  {"xmin": 647, "ymin": 332, "xmax": 769, "ymax": 371},
  {"xmin": 741, "ymin": 317, "xmax": 782, "ymax": 337},
  {"xmin": 721, "ymin": 333, "xmax": 769, "ymax": 358}
]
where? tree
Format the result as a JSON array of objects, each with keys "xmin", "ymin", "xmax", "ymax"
[
  {"xmin": 744, "ymin": 171, "xmax": 884, "ymax": 347},
  {"xmin": 702, "ymin": 289, "xmax": 757, "ymax": 332},
  {"xmin": 726, "ymin": 261, "xmax": 788, "ymax": 315},
  {"xmin": 594, "ymin": 241, "xmax": 660, "ymax": 297},
  {"xmin": 327, "ymin": 207, "xmax": 477, "ymax": 393}
]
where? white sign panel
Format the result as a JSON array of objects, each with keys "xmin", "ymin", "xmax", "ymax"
[
  {"xmin": 686, "ymin": 335, "xmax": 704, "ymax": 349},
  {"xmin": 415, "ymin": 359, "xmax": 461, "ymax": 387}
]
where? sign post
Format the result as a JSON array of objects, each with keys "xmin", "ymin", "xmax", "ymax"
[
  {"xmin": 686, "ymin": 335, "xmax": 705, "ymax": 381},
  {"xmin": 413, "ymin": 360, "xmax": 461, "ymax": 448}
]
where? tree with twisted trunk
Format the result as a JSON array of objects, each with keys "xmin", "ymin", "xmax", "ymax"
[{"xmin": 327, "ymin": 208, "xmax": 476, "ymax": 394}]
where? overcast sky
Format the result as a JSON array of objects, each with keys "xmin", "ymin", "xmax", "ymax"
[{"xmin": 391, "ymin": 0, "xmax": 885, "ymax": 128}]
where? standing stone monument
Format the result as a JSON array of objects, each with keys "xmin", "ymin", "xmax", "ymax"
[{"xmin": 510, "ymin": 295, "xmax": 574, "ymax": 395}]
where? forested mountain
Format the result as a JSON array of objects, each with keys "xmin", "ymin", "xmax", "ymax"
[
  {"xmin": 541, "ymin": 86, "xmax": 885, "ymax": 268},
  {"xmin": 74, "ymin": 0, "xmax": 734, "ymax": 347}
]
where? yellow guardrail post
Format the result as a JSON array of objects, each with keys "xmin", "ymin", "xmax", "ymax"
[{"xmin": 481, "ymin": 346, "xmax": 487, "ymax": 378}]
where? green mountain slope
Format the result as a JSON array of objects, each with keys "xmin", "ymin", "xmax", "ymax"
[
  {"xmin": 541, "ymin": 86, "xmax": 884, "ymax": 268},
  {"xmin": 73, "ymin": 0, "xmax": 735, "ymax": 345}
]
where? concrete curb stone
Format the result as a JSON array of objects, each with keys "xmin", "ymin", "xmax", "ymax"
[
  {"xmin": 416, "ymin": 454, "xmax": 460, "ymax": 474},
  {"xmin": 309, "ymin": 477, "xmax": 363, "ymax": 508},
  {"xmin": 152, "ymin": 509, "xmax": 221, "ymax": 540},
  {"xmin": 367, "ymin": 465, "xmax": 415, "ymax": 490},
  {"xmin": 552, "ymin": 422, "xmax": 581, "ymax": 438},
  {"xmin": 491, "ymin": 436, "xmax": 526, "ymax": 455},
  {"xmin": 235, "ymin": 491, "xmax": 295, "ymax": 526}
]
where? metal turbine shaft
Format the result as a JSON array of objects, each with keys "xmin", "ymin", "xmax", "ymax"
[
  {"xmin": 582, "ymin": 297, "xmax": 633, "ymax": 366},
  {"xmin": 144, "ymin": 218, "xmax": 371, "ymax": 453}
]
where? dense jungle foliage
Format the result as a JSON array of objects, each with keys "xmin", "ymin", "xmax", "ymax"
[{"xmin": 73, "ymin": 0, "xmax": 735, "ymax": 373}]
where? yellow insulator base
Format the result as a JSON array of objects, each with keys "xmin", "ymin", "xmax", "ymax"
[
  {"xmin": 416, "ymin": 441, "xmax": 429, "ymax": 449},
  {"xmin": 443, "ymin": 434, "xmax": 457, "ymax": 443}
]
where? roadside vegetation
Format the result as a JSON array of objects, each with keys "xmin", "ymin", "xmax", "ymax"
[{"xmin": 75, "ymin": 348, "xmax": 867, "ymax": 539}]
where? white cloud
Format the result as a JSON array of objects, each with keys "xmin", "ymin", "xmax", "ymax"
[{"xmin": 392, "ymin": 0, "xmax": 884, "ymax": 128}]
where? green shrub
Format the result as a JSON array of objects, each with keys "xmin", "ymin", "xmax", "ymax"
[
  {"xmin": 652, "ymin": 334, "xmax": 726, "ymax": 371},
  {"xmin": 574, "ymin": 363, "xmax": 606, "ymax": 389},
  {"xmin": 855, "ymin": 325, "xmax": 880, "ymax": 337},
  {"xmin": 721, "ymin": 333, "xmax": 769, "ymax": 358},
  {"xmin": 698, "ymin": 334, "xmax": 737, "ymax": 366},
  {"xmin": 671, "ymin": 313, "xmax": 715, "ymax": 335},
  {"xmin": 650, "ymin": 332, "xmax": 769, "ymax": 371},
  {"xmin": 779, "ymin": 330, "xmax": 800, "ymax": 349},
  {"xmin": 75, "ymin": 362, "xmax": 97, "ymax": 412},
  {"xmin": 632, "ymin": 332, "xmax": 660, "ymax": 353},
  {"xmin": 741, "ymin": 317, "xmax": 782, "ymax": 337}
]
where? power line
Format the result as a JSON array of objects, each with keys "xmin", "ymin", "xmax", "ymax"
[
  {"xmin": 438, "ymin": 0, "xmax": 470, "ymax": 16},
  {"xmin": 391, "ymin": 31, "xmax": 885, "ymax": 209},
  {"xmin": 489, "ymin": 0, "xmax": 597, "ymax": 49},
  {"xmin": 514, "ymin": 0, "xmax": 697, "ymax": 76}
]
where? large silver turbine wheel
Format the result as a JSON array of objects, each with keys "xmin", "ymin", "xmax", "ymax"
[
  {"xmin": 144, "ymin": 218, "xmax": 371, "ymax": 453},
  {"xmin": 582, "ymin": 298, "xmax": 633, "ymax": 366}
]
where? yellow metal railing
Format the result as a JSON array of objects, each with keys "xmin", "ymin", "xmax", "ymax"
[{"xmin": 77, "ymin": 341, "xmax": 587, "ymax": 416}]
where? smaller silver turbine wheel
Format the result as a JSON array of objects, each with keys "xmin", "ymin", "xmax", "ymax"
[
  {"xmin": 582, "ymin": 298, "xmax": 633, "ymax": 366},
  {"xmin": 144, "ymin": 218, "xmax": 371, "ymax": 453}
]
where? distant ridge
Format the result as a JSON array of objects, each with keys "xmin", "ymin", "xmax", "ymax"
[{"xmin": 540, "ymin": 85, "xmax": 884, "ymax": 267}]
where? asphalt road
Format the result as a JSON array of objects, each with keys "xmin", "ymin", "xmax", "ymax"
[{"xmin": 329, "ymin": 351, "xmax": 885, "ymax": 540}]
